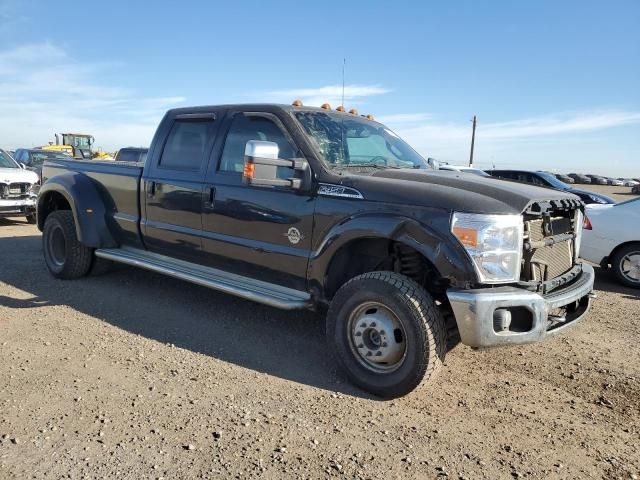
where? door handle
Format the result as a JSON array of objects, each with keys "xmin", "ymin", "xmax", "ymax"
[
  {"xmin": 204, "ymin": 186, "xmax": 216, "ymax": 209},
  {"xmin": 147, "ymin": 181, "xmax": 156, "ymax": 198}
]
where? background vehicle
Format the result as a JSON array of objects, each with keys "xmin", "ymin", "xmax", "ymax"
[
  {"xmin": 113, "ymin": 147, "xmax": 148, "ymax": 163},
  {"xmin": 568, "ymin": 173, "xmax": 591, "ymax": 184},
  {"xmin": 633, "ymin": 184, "xmax": 640, "ymax": 194},
  {"xmin": 586, "ymin": 174, "xmax": 608, "ymax": 185},
  {"xmin": 0, "ymin": 149, "xmax": 39, "ymax": 223},
  {"xmin": 40, "ymin": 132, "xmax": 95, "ymax": 159},
  {"xmin": 39, "ymin": 133, "xmax": 113, "ymax": 160},
  {"xmin": 487, "ymin": 169, "xmax": 615, "ymax": 204},
  {"xmin": 37, "ymin": 102, "xmax": 594, "ymax": 398},
  {"xmin": 555, "ymin": 173, "xmax": 575, "ymax": 184},
  {"xmin": 438, "ymin": 164, "xmax": 489, "ymax": 176},
  {"xmin": 618, "ymin": 178, "xmax": 639, "ymax": 187},
  {"xmin": 605, "ymin": 177, "xmax": 624, "ymax": 186},
  {"xmin": 13, "ymin": 148, "xmax": 71, "ymax": 179},
  {"xmin": 581, "ymin": 199, "xmax": 640, "ymax": 288}
]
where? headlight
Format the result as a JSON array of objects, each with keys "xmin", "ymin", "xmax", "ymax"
[
  {"xmin": 573, "ymin": 209, "xmax": 583, "ymax": 261},
  {"xmin": 451, "ymin": 212, "xmax": 523, "ymax": 283}
]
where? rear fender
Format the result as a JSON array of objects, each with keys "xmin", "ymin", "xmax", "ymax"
[{"xmin": 37, "ymin": 172, "xmax": 117, "ymax": 248}]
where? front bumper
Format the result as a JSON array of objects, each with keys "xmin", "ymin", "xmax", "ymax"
[
  {"xmin": 0, "ymin": 197, "xmax": 36, "ymax": 217},
  {"xmin": 446, "ymin": 263, "xmax": 595, "ymax": 348}
]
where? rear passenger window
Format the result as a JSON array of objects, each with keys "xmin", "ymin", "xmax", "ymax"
[{"xmin": 160, "ymin": 120, "xmax": 213, "ymax": 170}]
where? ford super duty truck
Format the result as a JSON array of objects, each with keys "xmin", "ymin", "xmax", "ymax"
[{"xmin": 37, "ymin": 102, "xmax": 595, "ymax": 398}]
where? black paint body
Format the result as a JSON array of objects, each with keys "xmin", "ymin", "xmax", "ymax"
[{"xmin": 38, "ymin": 104, "xmax": 580, "ymax": 304}]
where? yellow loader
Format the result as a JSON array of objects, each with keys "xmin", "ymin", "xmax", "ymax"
[{"xmin": 40, "ymin": 133, "xmax": 112, "ymax": 160}]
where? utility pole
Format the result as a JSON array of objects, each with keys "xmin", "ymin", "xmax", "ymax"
[{"xmin": 469, "ymin": 115, "xmax": 477, "ymax": 167}]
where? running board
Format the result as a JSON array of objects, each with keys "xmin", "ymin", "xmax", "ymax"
[{"xmin": 95, "ymin": 247, "xmax": 312, "ymax": 310}]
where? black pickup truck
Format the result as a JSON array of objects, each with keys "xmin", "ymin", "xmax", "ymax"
[{"xmin": 37, "ymin": 102, "xmax": 595, "ymax": 398}]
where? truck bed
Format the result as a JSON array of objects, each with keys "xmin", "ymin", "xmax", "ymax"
[{"xmin": 42, "ymin": 158, "xmax": 144, "ymax": 247}]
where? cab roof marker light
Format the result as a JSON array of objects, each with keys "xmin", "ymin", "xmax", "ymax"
[
  {"xmin": 321, "ymin": 103, "xmax": 331, "ymax": 110},
  {"xmin": 292, "ymin": 99, "xmax": 303, "ymax": 107},
  {"xmin": 349, "ymin": 108, "xmax": 359, "ymax": 115},
  {"xmin": 336, "ymin": 106, "xmax": 345, "ymax": 112}
]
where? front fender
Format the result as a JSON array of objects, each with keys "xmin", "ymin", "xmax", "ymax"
[
  {"xmin": 308, "ymin": 212, "xmax": 477, "ymax": 296},
  {"xmin": 37, "ymin": 172, "xmax": 117, "ymax": 248}
]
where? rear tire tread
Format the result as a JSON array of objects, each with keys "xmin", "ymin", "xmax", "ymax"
[{"xmin": 43, "ymin": 210, "xmax": 93, "ymax": 279}]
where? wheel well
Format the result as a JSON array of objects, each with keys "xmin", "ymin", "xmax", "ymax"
[
  {"xmin": 324, "ymin": 238, "xmax": 447, "ymax": 300},
  {"xmin": 608, "ymin": 241, "xmax": 640, "ymax": 266},
  {"xmin": 38, "ymin": 191, "xmax": 71, "ymax": 230}
]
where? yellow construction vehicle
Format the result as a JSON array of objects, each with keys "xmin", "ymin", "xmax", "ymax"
[{"xmin": 40, "ymin": 133, "xmax": 96, "ymax": 159}]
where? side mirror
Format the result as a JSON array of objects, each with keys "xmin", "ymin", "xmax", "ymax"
[{"xmin": 243, "ymin": 140, "xmax": 310, "ymax": 190}]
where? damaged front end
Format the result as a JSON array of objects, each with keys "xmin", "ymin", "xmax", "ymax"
[{"xmin": 446, "ymin": 197, "xmax": 595, "ymax": 348}]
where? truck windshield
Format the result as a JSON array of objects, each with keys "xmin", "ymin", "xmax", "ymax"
[
  {"xmin": 0, "ymin": 150, "xmax": 18, "ymax": 168},
  {"xmin": 295, "ymin": 111, "xmax": 428, "ymax": 170}
]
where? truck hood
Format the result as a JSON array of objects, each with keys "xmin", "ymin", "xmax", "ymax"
[
  {"xmin": 344, "ymin": 169, "xmax": 581, "ymax": 215},
  {"xmin": 0, "ymin": 167, "xmax": 39, "ymax": 185}
]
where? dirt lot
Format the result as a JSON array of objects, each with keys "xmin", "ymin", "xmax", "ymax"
[
  {"xmin": 1, "ymin": 213, "xmax": 639, "ymax": 479},
  {"xmin": 577, "ymin": 183, "xmax": 639, "ymax": 203}
]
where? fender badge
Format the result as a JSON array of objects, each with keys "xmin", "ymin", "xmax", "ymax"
[{"xmin": 285, "ymin": 227, "xmax": 304, "ymax": 245}]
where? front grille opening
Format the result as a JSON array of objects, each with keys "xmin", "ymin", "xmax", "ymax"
[
  {"xmin": 521, "ymin": 208, "xmax": 579, "ymax": 283},
  {"xmin": 0, "ymin": 183, "xmax": 30, "ymax": 199},
  {"xmin": 493, "ymin": 307, "xmax": 533, "ymax": 334}
]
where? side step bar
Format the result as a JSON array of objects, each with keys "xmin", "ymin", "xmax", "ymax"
[{"xmin": 95, "ymin": 247, "xmax": 312, "ymax": 310}]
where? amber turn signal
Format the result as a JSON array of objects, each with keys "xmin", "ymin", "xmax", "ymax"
[
  {"xmin": 243, "ymin": 162, "xmax": 255, "ymax": 180},
  {"xmin": 452, "ymin": 226, "xmax": 478, "ymax": 248}
]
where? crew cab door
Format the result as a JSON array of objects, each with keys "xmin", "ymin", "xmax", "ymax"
[
  {"xmin": 201, "ymin": 110, "xmax": 315, "ymax": 291},
  {"xmin": 141, "ymin": 112, "xmax": 219, "ymax": 262}
]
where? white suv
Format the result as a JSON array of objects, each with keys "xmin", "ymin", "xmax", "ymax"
[{"xmin": 0, "ymin": 149, "xmax": 39, "ymax": 224}]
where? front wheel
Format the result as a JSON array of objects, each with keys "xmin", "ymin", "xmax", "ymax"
[
  {"xmin": 611, "ymin": 243, "xmax": 640, "ymax": 288},
  {"xmin": 327, "ymin": 271, "xmax": 446, "ymax": 398},
  {"xmin": 43, "ymin": 210, "xmax": 93, "ymax": 279}
]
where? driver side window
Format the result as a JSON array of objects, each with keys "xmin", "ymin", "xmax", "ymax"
[{"xmin": 219, "ymin": 114, "xmax": 297, "ymax": 176}]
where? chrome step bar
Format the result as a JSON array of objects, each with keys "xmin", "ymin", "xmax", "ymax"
[{"xmin": 95, "ymin": 247, "xmax": 311, "ymax": 310}]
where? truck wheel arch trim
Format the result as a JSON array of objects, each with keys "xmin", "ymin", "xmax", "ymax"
[
  {"xmin": 308, "ymin": 214, "xmax": 477, "ymax": 298},
  {"xmin": 37, "ymin": 172, "xmax": 117, "ymax": 248}
]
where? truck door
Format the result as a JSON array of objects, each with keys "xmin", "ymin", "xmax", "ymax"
[
  {"xmin": 142, "ymin": 112, "xmax": 219, "ymax": 262},
  {"xmin": 201, "ymin": 111, "xmax": 315, "ymax": 291}
]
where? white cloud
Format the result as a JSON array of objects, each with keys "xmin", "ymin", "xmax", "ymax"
[
  {"xmin": 0, "ymin": 43, "xmax": 185, "ymax": 152},
  {"xmin": 265, "ymin": 84, "xmax": 390, "ymax": 108},
  {"xmin": 381, "ymin": 110, "xmax": 640, "ymax": 176}
]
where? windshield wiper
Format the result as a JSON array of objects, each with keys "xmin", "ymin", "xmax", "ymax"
[{"xmin": 335, "ymin": 163, "xmax": 401, "ymax": 169}]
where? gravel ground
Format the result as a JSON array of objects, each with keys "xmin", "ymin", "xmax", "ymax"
[
  {"xmin": 575, "ymin": 184, "xmax": 639, "ymax": 203},
  {"xmin": 1, "ymin": 218, "xmax": 639, "ymax": 479}
]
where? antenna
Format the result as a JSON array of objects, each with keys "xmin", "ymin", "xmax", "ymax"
[
  {"xmin": 469, "ymin": 115, "xmax": 477, "ymax": 167},
  {"xmin": 340, "ymin": 58, "xmax": 346, "ymax": 165},
  {"xmin": 341, "ymin": 58, "xmax": 346, "ymax": 109}
]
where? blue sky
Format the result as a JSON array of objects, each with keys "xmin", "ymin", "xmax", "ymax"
[{"xmin": 1, "ymin": 0, "xmax": 638, "ymax": 176}]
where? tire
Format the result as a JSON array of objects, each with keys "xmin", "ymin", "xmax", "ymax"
[
  {"xmin": 611, "ymin": 243, "xmax": 640, "ymax": 288},
  {"xmin": 326, "ymin": 271, "xmax": 446, "ymax": 398},
  {"xmin": 25, "ymin": 213, "xmax": 36, "ymax": 224},
  {"xmin": 42, "ymin": 210, "xmax": 93, "ymax": 279}
]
